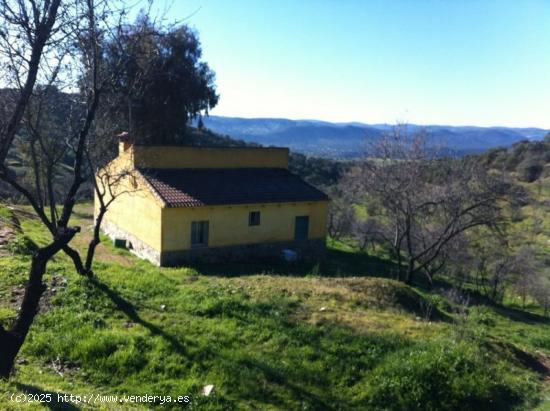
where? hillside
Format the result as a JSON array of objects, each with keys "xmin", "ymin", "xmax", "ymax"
[
  {"xmin": 201, "ymin": 116, "xmax": 549, "ymax": 158},
  {"xmin": 1, "ymin": 125, "xmax": 349, "ymax": 201},
  {"xmin": 1, "ymin": 204, "xmax": 550, "ymax": 410},
  {"xmin": 479, "ymin": 136, "xmax": 550, "ymax": 182}
]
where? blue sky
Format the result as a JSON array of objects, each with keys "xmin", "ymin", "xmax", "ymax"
[{"xmin": 159, "ymin": 0, "xmax": 550, "ymax": 128}]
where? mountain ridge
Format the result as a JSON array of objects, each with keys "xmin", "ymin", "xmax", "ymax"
[{"xmin": 201, "ymin": 115, "xmax": 549, "ymax": 158}]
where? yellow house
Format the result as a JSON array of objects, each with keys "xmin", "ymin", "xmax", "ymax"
[{"xmin": 96, "ymin": 138, "xmax": 329, "ymax": 266}]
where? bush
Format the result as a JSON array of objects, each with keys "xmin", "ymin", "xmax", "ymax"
[
  {"xmin": 0, "ymin": 203, "xmax": 11, "ymax": 220},
  {"xmin": 7, "ymin": 235, "xmax": 38, "ymax": 256},
  {"xmin": 528, "ymin": 334, "xmax": 550, "ymax": 351},
  {"xmin": 428, "ymin": 293, "xmax": 452, "ymax": 313},
  {"xmin": 481, "ymin": 138, "xmax": 549, "ymax": 182},
  {"xmin": 355, "ymin": 340, "xmax": 537, "ymax": 411},
  {"xmin": 469, "ymin": 306, "xmax": 496, "ymax": 327},
  {"xmin": 517, "ymin": 159, "xmax": 544, "ymax": 183}
]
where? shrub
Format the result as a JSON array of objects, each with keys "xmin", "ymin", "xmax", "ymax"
[
  {"xmin": 517, "ymin": 159, "xmax": 544, "ymax": 183},
  {"xmin": 7, "ymin": 234, "xmax": 38, "ymax": 256},
  {"xmin": 0, "ymin": 203, "xmax": 11, "ymax": 220},
  {"xmin": 355, "ymin": 340, "xmax": 537, "ymax": 411},
  {"xmin": 469, "ymin": 306, "xmax": 496, "ymax": 327}
]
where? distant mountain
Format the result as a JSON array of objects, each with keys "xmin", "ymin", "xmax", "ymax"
[{"xmin": 201, "ymin": 116, "xmax": 549, "ymax": 158}]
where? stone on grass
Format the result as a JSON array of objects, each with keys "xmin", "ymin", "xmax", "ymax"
[{"xmin": 203, "ymin": 384, "xmax": 214, "ymax": 396}]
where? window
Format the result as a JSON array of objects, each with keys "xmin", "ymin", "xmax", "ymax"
[
  {"xmin": 191, "ymin": 221, "xmax": 209, "ymax": 247},
  {"xmin": 294, "ymin": 216, "xmax": 309, "ymax": 241},
  {"xmin": 249, "ymin": 211, "xmax": 261, "ymax": 226}
]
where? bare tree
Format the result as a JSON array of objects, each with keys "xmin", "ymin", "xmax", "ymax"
[
  {"xmin": 9, "ymin": 3, "xmax": 157, "ymax": 279},
  {"xmin": 353, "ymin": 217, "xmax": 383, "ymax": 253},
  {"xmin": 446, "ymin": 287, "xmax": 471, "ymax": 341},
  {"xmin": 327, "ymin": 185, "xmax": 355, "ymax": 241},
  {"xmin": 473, "ymin": 244, "xmax": 516, "ymax": 303},
  {"xmin": 0, "ymin": 0, "xmax": 67, "ymax": 379},
  {"xmin": 530, "ymin": 275, "xmax": 550, "ymax": 316},
  {"xmin": 74, "ymin": 14, "xmax": 173, "ymax": 275},
  {"xmin": 351, "ymin": 125, "xmax": 514, "ymax": 284},
  {"xmin": 0, "ymin": 0, "xmax": 63, "ymax": 162},
  {"xmin": 82, "ymin": 131, "xmax": 137, "ymax": 273},
  {"xmin": 514, "ymin": 246, "xmax": 547, "ymax": 310},
  {"xmin": 464, "ymin": 233, "xmax": 546, "ymax": 305},
  {"xmin": 0, "ymin": 0, "xmax": 131, "ymax": 378}
]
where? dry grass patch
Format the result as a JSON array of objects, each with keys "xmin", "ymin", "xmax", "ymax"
[{"xmin": 224, "ymin": 275, "xmax": 448, "ymax": 338}]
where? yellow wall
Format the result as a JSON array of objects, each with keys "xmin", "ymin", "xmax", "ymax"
[
  {"xmin": 95, "ymin": 164, "xmax": 163, "ymax": 252},
  {"xmin": 131, "ymin": 146, "xmax": 289, "ymax": 169},
  {"xmin": 161, "ymin": 201, "xmax": 328, "ymax": 251}
]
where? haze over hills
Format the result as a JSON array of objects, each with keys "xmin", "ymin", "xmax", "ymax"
[
  {"xmin": 201, "ymin": 116, "xmax": 549, "ymax": 158},
  {"xmin": 2, "ymin": 85, "xmax": 546, "ymax": 159}
]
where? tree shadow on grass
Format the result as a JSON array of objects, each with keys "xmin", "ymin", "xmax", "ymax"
[
  {"xmin": 237, "ymin": 358, "xmax": 338, "ymax": 411},
  {"xmin": 87, "ymin": 279, "xmax": 345, "ymax": 409},
  {"xmin": 89, "ymin": 278, "xmax": 198, "ymax": 358},
  {"xmin": 14, "ymin": 383, "xmax": 81, "ymax": 411},
  {"xmin": 492, "ymin": 304, "xmax": 550, "ymax": 325},
  {"xmin": 86, "ymin": 279, "xmax": 371, "ymax": 409},
  {"xmin": 426, "ymin": 282, "xmax": 550, "ymax": 325}
]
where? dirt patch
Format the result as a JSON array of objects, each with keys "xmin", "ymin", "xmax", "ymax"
[
  {"xmin": 0, "ymin": 206, "xmax": 22, "ymax": 256},
  {"xmin": 512, "ymin": 347, "xmax": 550, "ymax": 376},
  {"xmin": 10, "ymin": 275, "xmax": 68, "ymax": 314},
  {"xmin": 49, "ymin": 356, "xmax": 80, "ymax": 377},
  {"xmin": 0, "ymin": 227, "xmax": 16, "ymax": 256},
  {"xmin": 9, "ymin": 206, "xmax": 38, "ymax": 221},
  {"xmin": 494, "ymin": 341, "xmax": 550, "ymax": 380},
  {"xmin": 322, "ymin": 277, "xmax": 449, "ymax": 321},
  {"xmin": 93, "ymin": 242, "xmax": 134, "ymax": 267},
  {"xmin": 538, "ymin": 353, "xmax": 550, "ymax": 382}
]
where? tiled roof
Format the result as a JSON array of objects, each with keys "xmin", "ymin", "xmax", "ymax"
[{"xmin": 138, "ymin": 168, "xmax": 329, "ymax": 208}]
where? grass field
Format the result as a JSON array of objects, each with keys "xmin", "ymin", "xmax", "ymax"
[{"xmin": 0, "ymin": 203, "xmax": 549, "ymax": 410}]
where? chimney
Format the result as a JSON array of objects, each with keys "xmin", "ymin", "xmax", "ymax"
[{"xmin": 117, "ymin": 131, "xmax": 133, "ymax": 156}]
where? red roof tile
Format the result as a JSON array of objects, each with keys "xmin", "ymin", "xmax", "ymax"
[{"xmin": 138, "ymin": 168, "xmax": 328, "ymax": 207}]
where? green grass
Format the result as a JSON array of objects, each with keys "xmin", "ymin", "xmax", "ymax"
[
  {"xmin": 0, "ymin": 204, "xmax": 548, "ymax": 410},
  {"xmin": 0, "ymin": 204, "xmax": 11, "ymax": 220}
]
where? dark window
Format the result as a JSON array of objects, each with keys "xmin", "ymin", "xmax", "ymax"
[
  {"xmin": 249, "ymin": 211, "xmax": 261, "ymax": 226},
  {"xmin": 191, "ymin": 221, "xmax": 209, "ymax": 247},
  {"xmin": 294, "ymin": 216, "xmax": 309, "ymax": 241}
]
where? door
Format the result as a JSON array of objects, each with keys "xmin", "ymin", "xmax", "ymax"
[{"xmin": 294, "ymin": 216, "xmax": 309, "ymax": 241}]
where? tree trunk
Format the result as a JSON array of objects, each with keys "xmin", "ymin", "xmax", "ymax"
[
  {"xmin": 394, "ymin": 247, "xmax": 403, "ymax": 282},
  {"xmin": 0, "ymin": 232, "xmax": 75, "ymax": 379},
  {"xmin": 63, "ymin": 244, "xmax": 91, "ymax": 277},
  {"xmin": 490, "ymin": 279, "xmax": 499, "ymax": 302},
  {"xmin": 404, "ymin": 259, "xmax": 415, "ymax": 285},
  {"xmin": 0, "ymin": 326, "xmax": 20, "ymax": 379},
  {"xmin": 84, "ymin": 208, "xmax": 106, "ymax": 274}
]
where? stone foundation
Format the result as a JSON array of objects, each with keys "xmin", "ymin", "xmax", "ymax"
[
  {"xmin": 101, "ymin": 220, "xmax": 326, "ymax": 267},
  {"xmin": 101, "ymin": 220, "xmax": 162, "ymax": 266}
]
